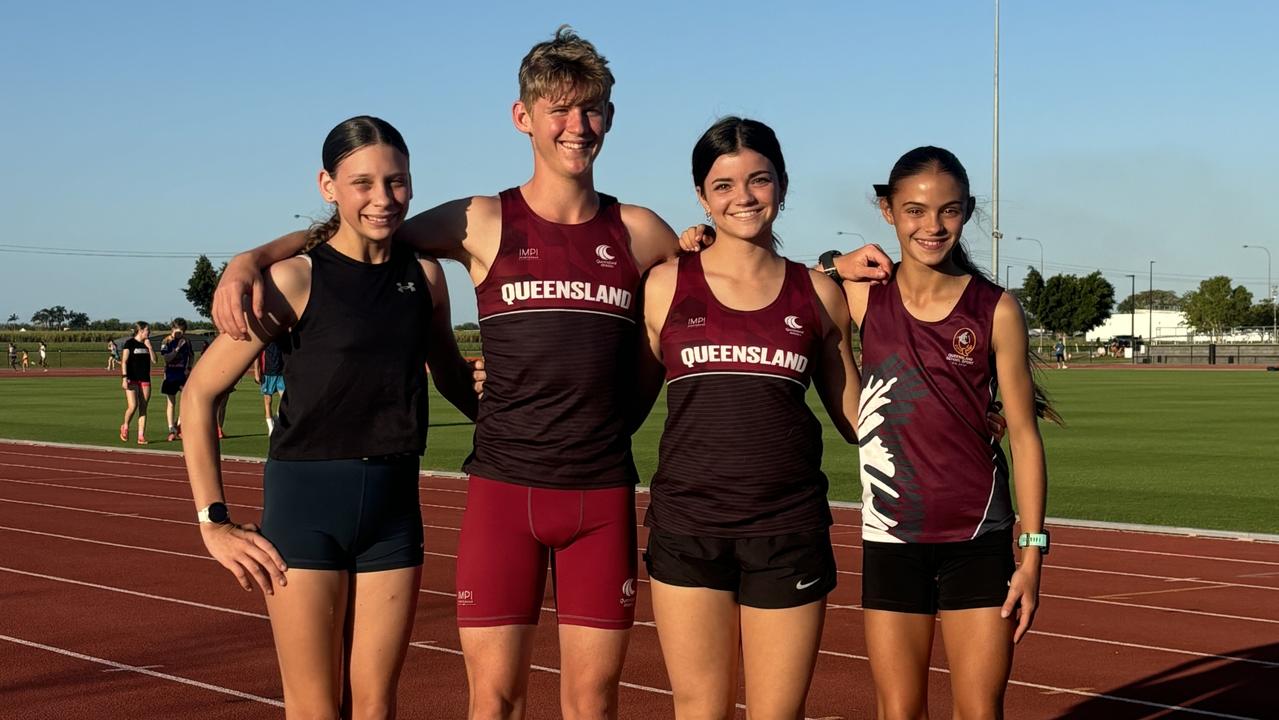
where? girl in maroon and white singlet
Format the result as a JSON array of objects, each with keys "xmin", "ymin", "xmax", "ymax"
[
  {"xmin": 833, "ymin": 146, "xmax": 1058, "ymax": 719},
  {"xmin": 640, "ymin": 117, "xmax": 860, "ymax": 719}
]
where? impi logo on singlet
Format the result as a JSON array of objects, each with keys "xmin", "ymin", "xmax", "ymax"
[{"xmin": 499, "ymin": 280, "xmax": 633, "ymax": 310}]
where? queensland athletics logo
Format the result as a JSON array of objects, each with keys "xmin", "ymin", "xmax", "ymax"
[
  {"xmin": 595, "ymin": 244, "xmax": 618, "ymax": 268},
  {"xmin": 947, "ymin": 327, "xmax": 978, "ymax": 367},
  {"xmin": 784, "ymin": 315, "xmax": 804, "ymax": 337},
  {"xmin": 620, "ymin": 578, "xmax": 636, "ymax": 607}
]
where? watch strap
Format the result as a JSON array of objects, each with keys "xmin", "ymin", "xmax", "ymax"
[
  {"xmin": 818, "ymin": 250, "xmax": 844, "ymax": 282},
  {"xmin": 1018, "ymin": 531, "xmax": 1050, "ymax": 554}
]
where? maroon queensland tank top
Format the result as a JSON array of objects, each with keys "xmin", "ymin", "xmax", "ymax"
[
  {"xmin": 645, "ymin": 253, "xmax": 831, "ymax": 538},
  {"xmin": 464, "ymin": 188, "xmax": 641, "ymax": 489},
  {"xmin": 857, "ymin": 271, "xmax": 1011, "ymax": 544}
]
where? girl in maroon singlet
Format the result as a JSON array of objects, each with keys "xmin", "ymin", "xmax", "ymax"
[
  {"xmin": 839, "ymin": 147, "xmax": 1059, "ymax": 719},
  {"xmin": 639, "ymin": 117, "xmax": 861, "ymax": 719}
]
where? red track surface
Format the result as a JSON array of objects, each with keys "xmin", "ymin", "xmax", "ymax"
[{"xmin": 1, "ymin": 441, "xmax": 1275, "ymax": 719}]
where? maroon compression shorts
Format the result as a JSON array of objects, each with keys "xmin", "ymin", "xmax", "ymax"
[{"xmin": 455, "ymin": 475, "xmax": 637, "ymax": 630}]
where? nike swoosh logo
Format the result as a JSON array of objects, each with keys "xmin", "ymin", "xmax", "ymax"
[{"xmin": 796, "ymin": 578, "xmax": 821, "ymax": 590}]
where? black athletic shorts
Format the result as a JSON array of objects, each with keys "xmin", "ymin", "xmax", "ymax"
[
  {"xmin": 862, "ymin": 526, "xmax": 1015, "ymax": 614},
  {"xmin": 161, "ymin": 377, "xmax": 186, "ymax": 396},
  {"xmin": 644, "ymin": 527, "xmax": 837, "ymax": 609},
  {"xmin": 260, "ymin": 455, "xmax": 424, "ymax": 573}
]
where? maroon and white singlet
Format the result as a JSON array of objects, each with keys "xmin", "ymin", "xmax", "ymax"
[
  {"xmin": 464, "ymin": 188, "xmax": 641, "ymax": 488},
  {"xmin": 645, "ymin": 253, "xmax": 832, "ymax": 538},
  {"xmin": 858, "ymin": 273, "xmax": 1011, "ymax": 544}
]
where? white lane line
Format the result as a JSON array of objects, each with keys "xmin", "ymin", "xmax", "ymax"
[
  {"xmin": 8, "ymin": 483, "xmax": 1274, "ymax": 594},
  {"xmin": 408, "ymin": 642, "xmax": 762, "ymax": 715},
  {"xmin": 0, "ymin": 634, "xmax": 283, "ymax": 708},
  {"xmin": 1041, "ymin": 593, "xmax": 1279, "ymax": 624},
  {"xmin": 0, "ymin": 526, "xmax": 210, "ymax": 560},
  {"xmin": 7, "ymin": 523, "xmax": 1277, "ymax": 671},
  {"xmin": 818, "ymin": 648, "xmax": 1262, "ymax": 719},
  {"xmin": 1054, "ymin": 542, "xmax": 1279, "ymax": 567},
  {"xmin": 0, "ymin": 497, "xmax": 191, "ymax": 524},
  {"xmin": 0, "ymin": 566, "xmax": 267, "ymax": 619}
]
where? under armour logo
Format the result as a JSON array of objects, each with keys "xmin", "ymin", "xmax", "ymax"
[{"xmin": 396, "ymin": 282, "xmax": 416, "ymax": 294}]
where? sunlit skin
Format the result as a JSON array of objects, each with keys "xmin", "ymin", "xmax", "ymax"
[
  {"xmin": 696, "ymin": 149, "xmax": 783, "ymax": 246},
  {"xmin": 879, "ymin": 169, "xmax": 975, "ymax": 274},
  {"xmin": 318, "ymin": 143, "xmax": 412, "ymax": 256},
  {"xmin": 513, "ymin": 93, "xmax": 613, "ymax": 181}
]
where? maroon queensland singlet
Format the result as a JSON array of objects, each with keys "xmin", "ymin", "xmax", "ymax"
[
  {"xmin": 645, "ymin": 254, "xmax": 831, "ymax": 537},
  {"xmin": 464, "ymin": 188, "xmax": 641, "ymax": 489},
  {"xmin": 857, "ymin": 272, "xmax": 1011, "ymax": 544}
]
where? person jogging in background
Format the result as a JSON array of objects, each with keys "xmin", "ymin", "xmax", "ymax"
[
  {"xmin": 183, "ymin": 115, "xmax": 477, "ymax": 719},
  {"xmin": 107, "ymin": 339, "xmax": 120, "ymax": 371},
  {"xmin": 253, "ymin": 339, "xmax": 286, "ymax": 435},
  {"xmin": 119, "ymin": 322, "xmax": 155, "ymax": 444},
  {"xmin": 160, "ymin": 318, "xmax": 195, "ymax": 441}
]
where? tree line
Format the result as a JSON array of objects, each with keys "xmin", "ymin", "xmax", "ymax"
[{"xmin": 1016, "ymin": 268, "xmax": 1273, "ymax": 341}]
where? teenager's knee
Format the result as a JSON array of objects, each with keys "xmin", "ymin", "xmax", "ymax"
[
  {"xmin": 468, "ymin": 692, "xmax": 523, "ymax": 720},
  {"xmin": 349, "ymin": 697, "xmax": 395, "ymax": 720},
  {"xmin": 876, "ymin": 695, "xmax": 928, "ymax": 720},
  {"xmin": 671, "ymin": 694, "xmax": 734, "ymax": 720},
  {"xmin": 951, "ymin": 694, "xmax": 1003, "ymax": 720},
  {"xmin": 560, "ymin": 681, "xmax": 618, "ymax": 720}
]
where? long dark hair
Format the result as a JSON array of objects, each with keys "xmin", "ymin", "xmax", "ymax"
[
  {"xmin": 305, "ymin": 116, "xmax": 410, "ymax": 251},
  {"xmin": 877, "ymin": 146, "xmax": 1062, "ymax": 425},
  {"xmin": 691, "ymin": 116, "xmax": 788, "ymax": 248}
]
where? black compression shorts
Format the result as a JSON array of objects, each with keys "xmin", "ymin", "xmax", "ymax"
[{"xmin": 260, "ymin": 455, "xmax": 423, "ymax": 573}]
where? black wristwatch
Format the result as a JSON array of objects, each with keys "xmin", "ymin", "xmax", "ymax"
[
  {"xmin": 819, "ymin": 250, "xmax": 844, "ymax": 282},
  {"xmin": 197, "ymin": 502, "xmax": 230, "ymax": 525}
]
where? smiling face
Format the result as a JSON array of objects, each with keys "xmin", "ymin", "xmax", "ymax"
[
  {"xmin": 696, "ymin": 148, "xmax": 783, "ymax": 243},
  {"xmin": 319, "ymin": 143, "xmax": 411, "ymax": 243},
  {"xmin": 880, "ymin": 167, "xmax": 973, "ymax": 269},
  {"xmin": 514, "ymin": 89, "xmax": 612, "ymax": 179}
]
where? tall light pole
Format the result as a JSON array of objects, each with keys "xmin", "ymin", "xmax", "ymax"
[
  {"xmin": 1006, "ymin": 264, "xmax": 1012, "ymax": 288},
  {"xmin": 1015, "ymin": 236, "xmax": 1045, "ymax": 279},
  {"xmin": 991, "ymin": 0, "xmax": 1001, "ymax": 277},
  {"xmin": 1148, "ymin": 260, "xmax": 1155, "ymax": 358},
  {"xmin": 1126, "ymin": 274, "xmax": 1136, "ymax": 364},
  {"xmin": 1242, "ymin": 244, "xmax": 1275, "ymax": 341}
]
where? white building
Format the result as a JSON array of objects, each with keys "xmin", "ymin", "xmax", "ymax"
[{"xmin": 1085, "ymin": 310, "xmax": 1189, "ymax": 342}]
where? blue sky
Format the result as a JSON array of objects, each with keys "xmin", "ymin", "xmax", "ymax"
[{"xmin": 2, "ymin": 0, "xmax": 1276, "ymax": 324}]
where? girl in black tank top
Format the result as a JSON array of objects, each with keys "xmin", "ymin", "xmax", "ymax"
[
  {"xmin": 181, "ymin": 117, "xmax": 478, "ymax": 719},
  {"xmin": 638, "ymin": 118, "xmax": 862, "ymax": 719}
]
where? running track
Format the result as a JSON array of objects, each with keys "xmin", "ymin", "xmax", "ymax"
[{"xmin": 0, "ymin": 441, "xmax": 1275, "ymax": 719}]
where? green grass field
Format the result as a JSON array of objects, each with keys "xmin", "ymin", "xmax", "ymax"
[{"xmin": 0, "ymin": 370, "xmax": 1274, "ymax": 533}]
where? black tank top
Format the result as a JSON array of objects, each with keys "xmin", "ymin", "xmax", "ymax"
[
  {"xmin": 269, "ymin": 242, "xmax": 432, "ymax": 461},
  {"xmin": 645, "ymin": 254, "xmax": 831, "ymax": 537},
  {"xmin": 463, "ymin": 188, "xmax": 641, "ymax": 489}
]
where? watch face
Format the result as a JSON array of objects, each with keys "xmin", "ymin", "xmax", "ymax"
[{"xmin": 207, "ymin": 502, "xmax": 229, "ymax": 524}]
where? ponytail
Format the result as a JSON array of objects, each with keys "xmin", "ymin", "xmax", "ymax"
[{"xmin": 303, "ymin": 210, "xmax": 340, "ymax": 252}]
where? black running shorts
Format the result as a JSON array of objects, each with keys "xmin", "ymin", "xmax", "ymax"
[
  {"xmin": 644, "ymin": 527, "xmax": 837, "ymax": 609},
  {"xmin": 862, "ymin": 527, "xmax": 1015, "ymax": 614}
]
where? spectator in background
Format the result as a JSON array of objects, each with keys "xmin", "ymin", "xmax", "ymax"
[
  {"xmin": 161, "ymin": 318, "xmax": 195, "ymax": 442},
  {"xmin": 107, "ymin": 339, "xmax": 120, "ymax": 371},
  {"xmin": 8, "ymin": 343, "xmax": 17, "ymax": 371},
  {"xmin": 1054, "ymin": 338, "xmax": 1067, "ymax": 369},
  {"xmin": 119, "ymin": 322, "xmax": 155, "ymax": 444},
  {"xmin": 38, "ymin": 341, "xmax": 48, "ymax": 371},
  {"xmin": 253, "ymin": 339, "xmax": 286, "ymax": 435}
]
